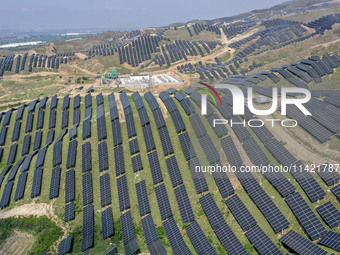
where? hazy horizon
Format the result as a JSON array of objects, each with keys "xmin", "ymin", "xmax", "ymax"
[{"xmin": 1, "ymin": 0, "xmax": 287, "ymax": 31}]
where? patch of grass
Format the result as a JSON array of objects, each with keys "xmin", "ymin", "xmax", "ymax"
[
  {"xmin": 0, "ymin": 216, "xmax": 63, "ymax": 255},
  {"xmin": 328, "ymin": 136, "xmax": 340, "ymax": 151}
]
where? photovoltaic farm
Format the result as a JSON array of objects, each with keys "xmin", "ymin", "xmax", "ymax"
[
  {"xmin": 0, "ymin": 78, "xmax": 339, "ymax": 254},
  {"xmin": 1, "ymin": 0, "xmax": 340, "ymax": 254}
]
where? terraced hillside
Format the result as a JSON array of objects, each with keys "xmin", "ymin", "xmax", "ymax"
[{"xmin": 0, "ymin": 63, "xmax": 340, "ymax": 254}]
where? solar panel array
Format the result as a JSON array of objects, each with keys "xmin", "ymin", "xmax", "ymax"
[
  {"xmin": 120, "ymin": 211, "xmax": 139, "ymax": 255},
  {"xmin": 185, "ymin": 221, "xmax": 218, "ymax": 255},
  {"xmin": 316, "ymin": 201, "xmax": 340, "ymax": 229},
  {"xmin": 82, "ymin": 171, "xmax": 93, "ymax": 206},
  {"xmin": 82, "ymin": 142, "xmax": 92, "ymax": 172},
  {"xmin": 102, "ymin": 207, "xmax": 114, "ymax": 240},
  {"xmin": 100, "ymin": 173, "xmax": 112, "ymax": 207},
  {"xmin": 236, "ymin": 171, "xmax": 290, "ymax": 233},
  {"xmin": 49, "ymin": 166, "xmax": 61, "ymax": 199},
  {"xmin": 316, "ymin": 162, "xmax": 340, "ymax": 186},
  {"xmin": 200, "ymin": 193, "xmax": 250, "ymax": 254},
  {"xmin": 117, "ymin": 175, "xmax": 130, "ymax": 211},
  {"xmin": 174, "ymin": 185, "xmax": 195, "ymax": 223},
  {"xmin": 82, "ymin": 204, "xmax": 94, "ymax": 251},
  {"xmin": 285, "ymin": 192, "xmax": 327, "ymax": 240},
  {"xmin": 163, "ymin": 217, "xmax": 192, "ymax": 255},
  {"xmin": 98, "ymin": 141, "xmax": 109, "ymax": 171},
  {"xmin": 246, "ymin": 225, "xmax": 282, "ymax": 255},
  {"xmin": 225, "ymin": 194, "xmax": 257, "ymax": 231},
  {"xmin": 141, "ymin": 214, "xmax": 167, "ymax": 255},
  {"xmin": 318, "ymin": 231, "xmax": 340, "ymax": 252},
  {"xmin": 148, "ymin": 151, "xmax": 163, "ymax": 185},
  {"xmin": 280, "ymin": 230, "xmax": 327, "ymax": 255},
  {"xmin": 66, "ymin": 140, "xmax": 77, "ymax": 169},
  {"xmin": 31, "ymin": 167, "xmax": 43, "ymax": 198},
  {"xmin": 58, "ymin": 235, "xmax": 73, "ymax": 255},
  {"xmin": 136, "ymin": 180, "xmax": 151, "ymax": 217}
]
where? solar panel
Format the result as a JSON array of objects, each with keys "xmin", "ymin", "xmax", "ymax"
[
  {"xmin": 98, "ymin": 141, "xmax": 109, "ymax": 171},
  {"xmin": 318, "ymin": 231, "xmax": 340, "ymax": 252},
  {"xmin": 170, "ymin": 109, "xmax": 186, "ymax": 133},
  {"xmin": 6, "ymin": 156, "xmax": 25, "ymax": 182},
  {"xmin": 36, "ymin": 108, "xmax": 45, "ymax": 130},
  {"xmin": 25, "ymin": 112, "xmax": 34, "ymax": 133},
  {"xmin": 45, "ymin": 129, "xmax": 55, "ymax": 146},
  {"xmin": 14, "ymin": 171, "xmax": 28, "ymax": 201},
  {"xmin": 331, "ymin": 184, "xmax": 340, "ymax": 200},
  {"xmin": 85, "ymin": 93, "xmax": 92, "ymax": 108},
  {"xmin": 188, "ymin": 157, "xmax": 209, "ymax": 194},
  {"xmin": 50, "ymin": 95, "xmax": 58, "ymax": 110},
  {"xmin": 12, "ymin": 120, "xmax": 21, "ymax": 142},
  {"xmin": 135, "ymin": 180, "xmax": 151, "ymax": 216},
  {"xmin": 114, "ymin": 144, "xmax": 125, "ymax": 176},
  {"xmin": 82, "ymin": 118, "xmax": 91, "ymax": 140},
  {"xmin": 121, "ymin": 211, "xmax": 139, "ymax": 255},
  {"xmin": 131, "ymin": 154, "xmax": 143, "ymax": 172},
  {"xmin": 316, "ymin": 163, "xmax": 340, "ymax": 186},
  {"xmin": 2, "ymin": 109, "xmax": 12, "ymax": 126},
  {"xmin": 137, "ymin": 107, "xmax": 150, "ymax": 127},
  {"xmin": 316, "ymin": 201, "xmax": 340, "ymax": 229},
  {"xmin": 61, "ymin": 110, "xmax": 69, "ymax": 129},
  {"xmin": 148, "ymin": 151, "xmax": 163, "ymax": 185},
  {"xmin": 174, "ymin": 185, "xmax": 195, "ymax": 223},
  {"xmin": 236, "ymin": 171, "xmax": 290, "ymax": 233},
  {"xmin": 100, "ymin": 173, "xmax": 112, "ymax": 207},
  {"xmin": 158, "ymin": 126, "xmax": 174, "ymax": 156},
  {"xmin": 64, "ymin": 202, "xmax": 75, "ymax": 222},
  {"xmin": 63, "ymin": 95, "xmax": 70, "ymax": 110},
  {"xmin": 96, "ymin": 93, "xmax": 104, "ymax": 106},
  {"xmin": 34, "ymin": 146, "xmax": 47, "ymax": 168},
  {"xmin": 111, "ymin": 119, "xmax": 122, "ymax": 146},
  {"xmin": 152, "ymin": 108, "xmax": 166, "ymax": 129},
  {"xmin": 110, "ymin": 105, "xmax": 119, "ymax": 121},
  {"xmin": 33, "ymin": 130, "xmax": 42, "ymax": 151},
  {"xmin": 21, "ymin": 134, "xmax": 31, "ymax": 156},
  {"xmin": 162, "ymin": 217, "xmax": 192, "ymax": 255},
  {"xmin": 49, "ymin": 108, "xmax": 56, "ymax": 129},
  {"xmin": 31, "ymin": 167, "xmax": 43, "ymax": 198},
  {"xmin": 0, "ymin": 125, "xmax": 8, "ymax": 146},
  {"xmin": 200, "ymin": 193, "xmax": 249, "ymax": 254},
  {"xmin": 178, "ymin": 132, "xmax": 196, "ymax": 161},
  {"xmin": 0, "ymin": 181, "xmax": 14, "ymax": 209},
  {"xmin": 82, "ymin": 142, "xmax": 92, "ymax": 172},
  {"xmin": 82, "ymin": 171, "xmax": 93, "ymax": 206},
  {"xmin": 221, "ymin": 136, "xmax": 243, "ymax": 167},
  {"xmin": 165, "ymin": 155, "xmax": 183, "ymax": 188},
  {"xmin": 97, "ymin": 115, "xmax": 107, "ymax": 141},
  {"xmin": 7, "ymin": 143, "xmax": 18, "ymax": 165},
  {"xmin": 185, "ymin": 221, "xmax": 218, "ymax": 255},
  {"xmin": 143, "ymin": 124, "xmax": 156, "ymax": 152},
  {"xmin": 144, "ymin": 91, "xmax": 159, "ymax": 111},
  {"xmin": 285, "ymin": 192, "xmax": 327, "ymax": 240},
  {"xmin": 74, "ymin": 94, "xmax": 81, "ymax": 109},
  {"xmin": 58, "ymin": 235, "xmax": 72, "ymax": 255},
  {"xmin": 85, "ymin": 107, "xmax": 92, "ymax": 120},
  {"xmin": 199, "ymin": 134, "xmax": 220, "ymax": 164},
  {"xmin": 225, "ymin": 194, "xmax": 257, "ymax": 231},
  {"xmin": 82, "ymin": 204, "xmax": 94, "ymax": 251},
  {"xmin": 102, "ymin": 207, "xmax": 114, "ymax": 239},
  {"xmin": 66, "ymin": 140, "xmax": 77, "ymax": 169},
  {"xmin": 129, "ymin": 138, "xmax": 140, "ymax": 155},
  {"xmin": 120, "ymin": 92, "xmax": 130, "ymax": 109},
  {"xmin": 263, "ymin": 138, "xmax": 296, "ymax": 166},
  {"xmin": 246, "ymin": 225, "xmax": 282, "ymax": 255},
  {"xmin": 280, "ymin": 230, "xmax": 327, "ymax": 255},
  {"xmin": 290, "ymin": 161, "xmax": 326, "ymax": 202},
  {"xmin": 15, "ymin": 105, "xmax": 25, "ymax": 120},
  {"xmin": 65, "ymin": 169, "xmax": 75, "ymax": 203},
  {"xmin": 155, "ymin": 183, "xmax": 173, "ymax": 220},
  {"xmin": 73, "ymin": 108, "xmax": 80, "ymax": 126},
  {"xmin": 242, "ymin": 137, "xmax": 270, "ymax": 166},
  {"xmin": 49, "ymin": 166, "xmax": 61, "ymax": 199},
  {"xmin": 263, "ymin": 170, "xmax": 296, "ymax": 197},
  {"xmin": 117, "ymin": 175, "xmax": 130, "ymax": 211}
]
